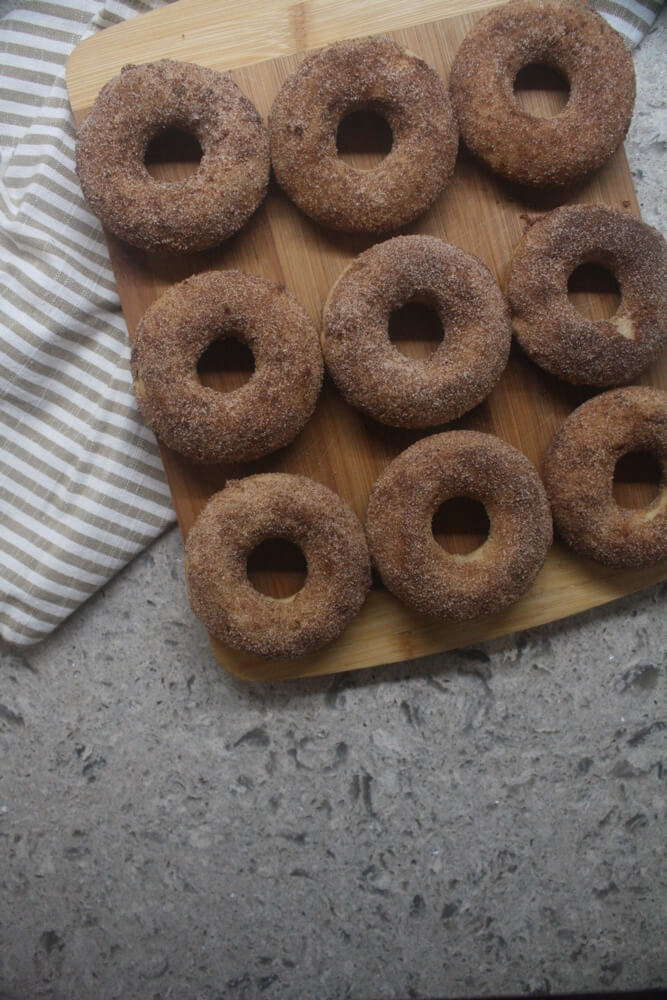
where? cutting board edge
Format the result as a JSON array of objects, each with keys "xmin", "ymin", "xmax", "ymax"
[
  {"xmin": 65, "ymin": 0, "xmax": 508, "ymax": 114},
  {"xmin": 211, "ymin": 562, "xmax": 667, "ymax": 683}
]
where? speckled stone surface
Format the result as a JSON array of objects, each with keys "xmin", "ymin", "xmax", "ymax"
[{"xmin": 1, "ymin": 10, "xmax": 666, "ymax": 1000}]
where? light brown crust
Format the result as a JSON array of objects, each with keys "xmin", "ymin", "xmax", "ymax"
[
  {"xmin": 508, "ymin": 205, "xmax": 667, "ymax": 386},
  {"xmin": 131, "ymin": 270, "xmax": 323, "ymax": 464},
  {"xmin": 322, "ymin": 235, "xmax": 511, "ymax": 428},
  {"xmin": 449, "ymin": 0, "xmax": 635, "ymax": 187},
  {"xmin": 269, "ymin": 36, "xmax": 458, "ymax": 234},
  {"xmin": 543, "ymin": 387, "xmax": 667, "ymax": 568},
  {"xmin": 366, "ymin": 431, "xmax": 553, "ymax": 620},
  {"xmin": 76, "ymin": 60, "xmax": 270, "ymax": 254},
  {"xmin": 185, "ymin": 474, "xmax": 372, "ymax": 658}
]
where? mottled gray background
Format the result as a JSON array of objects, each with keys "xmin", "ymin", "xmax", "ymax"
[{"xmin": 1, "ymin": 8, "xmax": 666, "ymax": 1000}]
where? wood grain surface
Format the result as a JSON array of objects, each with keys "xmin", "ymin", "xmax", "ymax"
[
  {"xmin": 66, "ymin": 0, "xmax": 507, "ymax": 108},
  {"xmin": 66, "ymin": 0, "xmax": 667, "ymax": 682}
]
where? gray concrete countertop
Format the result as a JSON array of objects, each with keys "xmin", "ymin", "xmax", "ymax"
[{"xmin": 1, "ymin": 10, "xmax": 666, "ymax": 1000}]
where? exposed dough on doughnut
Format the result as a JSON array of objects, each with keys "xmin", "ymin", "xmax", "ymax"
[
  {"xmin": 185, "ymin": 474, "xmax": 372, "ymax": 658},
  {"xmin": 543, "ymin": 387, "xmax": 667, "ymax": 568},
  {"xmin": 131, "ymin": 270, "xmax": 323, "ymax": 464},
  {"xmin": 449, "ymin": 0, "xmax": 635, "ymax": 187},
  {"xmin": 269, "ymin": 35, "xmax": 458, "ymax": 233},
  {"xmin": 508, "ymin": 205, "xmax": 667, "ymax": 385},
  {"xmin": 76, "ymin": 59, "xmax": 270, "ymax": 254},
  {"xmin": 322, "ymin": 235, "xmax": 511, "ymax": 427},
  {"xmin": 366, "ymin": 431, "xmax": 553, "ymax": 620}
]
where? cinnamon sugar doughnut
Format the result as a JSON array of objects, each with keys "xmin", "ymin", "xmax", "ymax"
[
  {"xmin": 269, "ymin": 36, "xmax": 458, "ymax": 234},
  {"xmin": 543, "ymin": 387, "xmax": 667, "ymax": 568},
  {"xmin": 76, "ymin": 60, "xmax": 270, "ymax": 254},
  {"xmin": 185, "ymin": 474, "xmax": 372, "ymax": 658},
  {"xmin": 322, "ymin": 236, "xmax": 511, "ymax": 428},
  {"xmin": 131, "ymin": 270, "xmax": 323, "ymax": 464},
  {"xmin": 366, "ymin": 432, "xmax": 552, "ymax": 620},
  {"xmin": 508, "ymin": 205, "xmax": 667, "ymax": 385},
  {"xmin": 449, "ymin": 0, "xmax": 635, "ymax": 187}
]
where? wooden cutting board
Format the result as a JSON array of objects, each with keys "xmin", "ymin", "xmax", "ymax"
[{"xmin": 66, "ymin": 0, "xmax": 667, "ymax": 682}]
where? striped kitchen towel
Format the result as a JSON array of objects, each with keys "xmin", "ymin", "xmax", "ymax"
[
  {"xmin": 594, "ymin": 0, "xmax": 664, "ymax": 45},
  {"xmin": 0, "ymin": 0, "xmax": 175, "ymax": 646},
  {"xmin": 0, "ymin": 0, "xmax": 663, "ymax": 646}
]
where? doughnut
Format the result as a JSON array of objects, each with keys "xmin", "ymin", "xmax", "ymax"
[
  {"xmin": 76, "ymin": 59, "xmax": 270, "ymax": 254},
  {"xmin": 366, "ymin": 431, "xmax": 552, "ymax": 619},
  {"xmin": 543, "ymin": 387, "xmax": 667, "ymax": 568},
  {"xmin": 508, "ymin": 205, "xmax": 667, "ymax": 385},
  {"xmin": 269, "ymin": 36, "xmax": 458, "ymax": 234},
  {"xmin": 185, "ymin": 474, "xmax": 372, "ymax": 658},
  {"xmin": 449, "ymin": 0, "xmax": 635, "ymax": 187},
  {"xmin": 322, "ymin": 235, "xmax": 511, "ymax": 428},
  {"xmin": 131, "ymin": 270, "xmax": 323, "ymax": 464}
]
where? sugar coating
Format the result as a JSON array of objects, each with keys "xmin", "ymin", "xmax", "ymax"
[
  {"xmin": 323, "ymin": 235, "xmax": 512, "ymax": 427},
  {"xmin": 366, "ymin": 431, "xmax": 553, "ymax": 620},
  {"xmin": 508, "ymin": 205, "xmax": 667, "ymax": 385},
  {"xmin": 269, "ymin": 36, "xmax": 458, "ymax": 234},
  {"xmin": 76, "ymin": 59, "xmax": 270, "ymax": 254},
  {"xmin": 543, "ymin": 387, "xmax": 667, "ymax": 568},
  {"xmin": 185, "ymin": 474, "xmax": 372, "ymax": 658},
  {"xmin": 449, "ymin": 0, "xmax": 636, "ymax": 187},
  {"xmin": 131, "ymin": 270, "xmax": 323, "ymax": 464}
]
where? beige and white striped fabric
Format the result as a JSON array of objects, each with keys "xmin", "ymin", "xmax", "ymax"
[
  {"xmin": 594, "ymin": 0, "xmax": 663, "ymax": 46},
  {"xmin": 0, "ymin": 0, "xmax": 662, "ymax": 646},
  {"xmin": 0, "ymin": 0, "xmax": 175, "ymax": 645}
]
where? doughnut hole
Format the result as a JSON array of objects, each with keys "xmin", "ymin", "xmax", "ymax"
[
  {"xmin": 247, "ymin": 538, "xmax": 308, "ymax": 599},
  {"xmin": 513, "ymin": 64, "xmax": 570, "ymax": 118},
  {"xmin": 388, "ymin": 299, "xmax": 444, "ymax": 360},
  {"xmin": 197, "ymin": 336, "xmax": 255, "ymax": 393},
  {"xmin": 432, "ymin": 497, "xmax": 490, "ymax": 556},
  {"xmin": 567, "ymin": 263, "xmax": 621, "ymax": 322},
  {"xmin": 336, "ymin": 108, "xmax": 393, "ymax": 170},
  {"xmin": 612, "ymin": 450, "xmax": 662, "ymax": 510},
  {"xmin": 144, "ymin": 127, "xmax": 202, "ymax": 180}
]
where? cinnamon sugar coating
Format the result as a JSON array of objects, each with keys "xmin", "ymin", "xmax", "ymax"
[
  {"xmin": 449, "ymin": 0, "xmax": 635, "ymax": 187},
  {"xmin": 185, "ymin": 474, "xmax": 372, "ymax": 658},
  {"xmin": 508, "ymin": 205, "xmax": 667, "ymax": 385},
  {"xmin": 269, "ymin": 36, "xmax": 458, "ymax": 234},
  {"xmin": 76, "ymin": 60, "xmax": 270, "ymax": 254},
  {"xmin": 543, "ymin": 387, "xmax": 667, "ymax": 568},
  {"xmin": 323, "ymin": 235, "xmax": 511, "ymax": 427},
  {"xmin": 366, "ymin": 431, "xmax": 552, "ymax": 620},
  {"xmin": 131, "ymin": 270, "xmax": 323, "ymax": 464}
]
